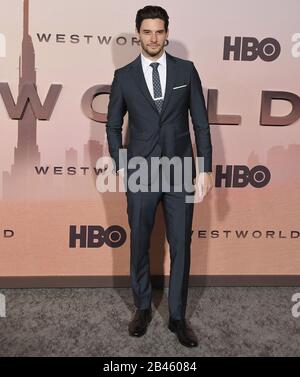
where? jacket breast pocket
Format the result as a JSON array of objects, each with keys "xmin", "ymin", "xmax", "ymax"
[
  {"xmin": 172, "ymin": 83, "xmax": 189, "ymax": 94},
  {"xmin": 172, "ymin": 84, "xmax": 189, "ymax": 104}
]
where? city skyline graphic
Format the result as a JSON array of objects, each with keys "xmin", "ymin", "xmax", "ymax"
[{"xmin": 2, "ymin": 0, "xmax": 106, "ymax": 200}]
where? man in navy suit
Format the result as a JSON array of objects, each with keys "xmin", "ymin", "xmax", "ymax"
[{"xmin": 106, "ymin": 5, "xmax": 213, "ymax": 347}]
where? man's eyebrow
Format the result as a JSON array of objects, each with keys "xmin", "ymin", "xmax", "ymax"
[{"xmin": 142, "ymin": 29, "xmax": 165, "ymax": 32}]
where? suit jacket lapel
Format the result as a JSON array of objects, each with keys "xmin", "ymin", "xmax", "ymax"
[
  {"xmin": 130, "ymin": 54, "xmax": 159, "ymax": 115},
  {"xmin": 160, "ymin": 52, "xmax": 177, "ymax": 118},
  {"xmin": 130, "ymin": 51, "xmax": 177, "ymax": 118}
]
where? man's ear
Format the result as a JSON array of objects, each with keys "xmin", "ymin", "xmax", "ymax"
[{"xmin": 135, "ymin": 28, "xmax": 140, "ymax": 41}]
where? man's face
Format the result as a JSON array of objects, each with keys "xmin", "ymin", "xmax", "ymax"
[{"xmin": 136, "ymin": 18, "xmax": 169, "ymax": 58}]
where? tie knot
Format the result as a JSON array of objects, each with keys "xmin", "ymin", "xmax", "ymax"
[{"xmin": 150, "ymin": 62, "xmax": 159, "ymax": 70}]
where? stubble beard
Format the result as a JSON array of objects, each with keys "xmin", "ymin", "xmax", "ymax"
[{"xmin": 141, "ymin": 40, "xmax": 165, "ymax": 58}]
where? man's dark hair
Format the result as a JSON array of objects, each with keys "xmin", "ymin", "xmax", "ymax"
[{"xmin": 135, "ymin": 5, "xmax": 169, "ymax": 33}]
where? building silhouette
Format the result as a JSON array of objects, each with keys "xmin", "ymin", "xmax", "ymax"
[{"xmin": 2, "ymin": 0, "xmax": 105, "ymax": 200}]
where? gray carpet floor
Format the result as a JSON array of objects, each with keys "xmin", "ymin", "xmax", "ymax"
[{"xmin": 0, "ymin": 287, "xmax": 300, "ymax": 357}]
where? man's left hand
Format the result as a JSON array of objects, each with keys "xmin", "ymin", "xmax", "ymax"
[{"xmin": 193, "ymin": 172, "xmax": 214, "ymax": 199}]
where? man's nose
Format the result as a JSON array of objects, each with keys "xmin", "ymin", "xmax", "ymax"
[{"xmin": 150, "ymin": 33, "xmax": 157, "ymax": 42}]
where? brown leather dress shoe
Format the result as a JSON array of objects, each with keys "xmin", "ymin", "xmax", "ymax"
[
  {"xmin": 168, "ymin": 318, "xmax": 198, "ymax": 347},
  {"xmin": 128, "ymin": 308, "xmax": 152, "ymax": 337}
]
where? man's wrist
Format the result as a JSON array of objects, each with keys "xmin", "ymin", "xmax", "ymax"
[{"xmin": 112, "ymin": 167, "xmax": 125, "ymax": 176}]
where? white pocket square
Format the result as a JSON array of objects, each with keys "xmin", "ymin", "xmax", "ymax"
[{"xmin": 173, "ymin": 84, "xmax": 188, "ymax": 90}]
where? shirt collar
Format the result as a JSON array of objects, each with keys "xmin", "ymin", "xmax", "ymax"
[{"xmin": 140, "ymin": 50, "xmax": 166, "ymax": 69}]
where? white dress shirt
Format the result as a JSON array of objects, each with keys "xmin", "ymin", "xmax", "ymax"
[{"xmin": 140, "ymin": 50, "xmax": 166, "ymax": 100}]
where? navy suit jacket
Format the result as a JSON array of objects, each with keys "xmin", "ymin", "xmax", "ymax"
[{"xmin": 106, "ymin": 51, "xmax": 212, "ymax": 181}]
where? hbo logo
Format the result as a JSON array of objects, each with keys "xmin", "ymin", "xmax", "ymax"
[
  {"xmin": 215, "ymin": 165, "xmax": 271, "ymax": 188},
  {"xmin": 223, "ymin": 36, "xmax": 281, "ymax": 61},
  {"xmin": 69, "ymin": 225, "xmax": 126, "ymax": 248}
]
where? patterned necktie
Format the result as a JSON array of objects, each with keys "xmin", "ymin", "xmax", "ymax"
[{"xmin": 150, "ymin": 62, "xmax": 164, "ymax": 114}]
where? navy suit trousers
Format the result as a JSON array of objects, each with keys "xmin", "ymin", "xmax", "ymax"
[{"xmin": 124, "ymin": 161, "xmax": 195, "ymax": 320}]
